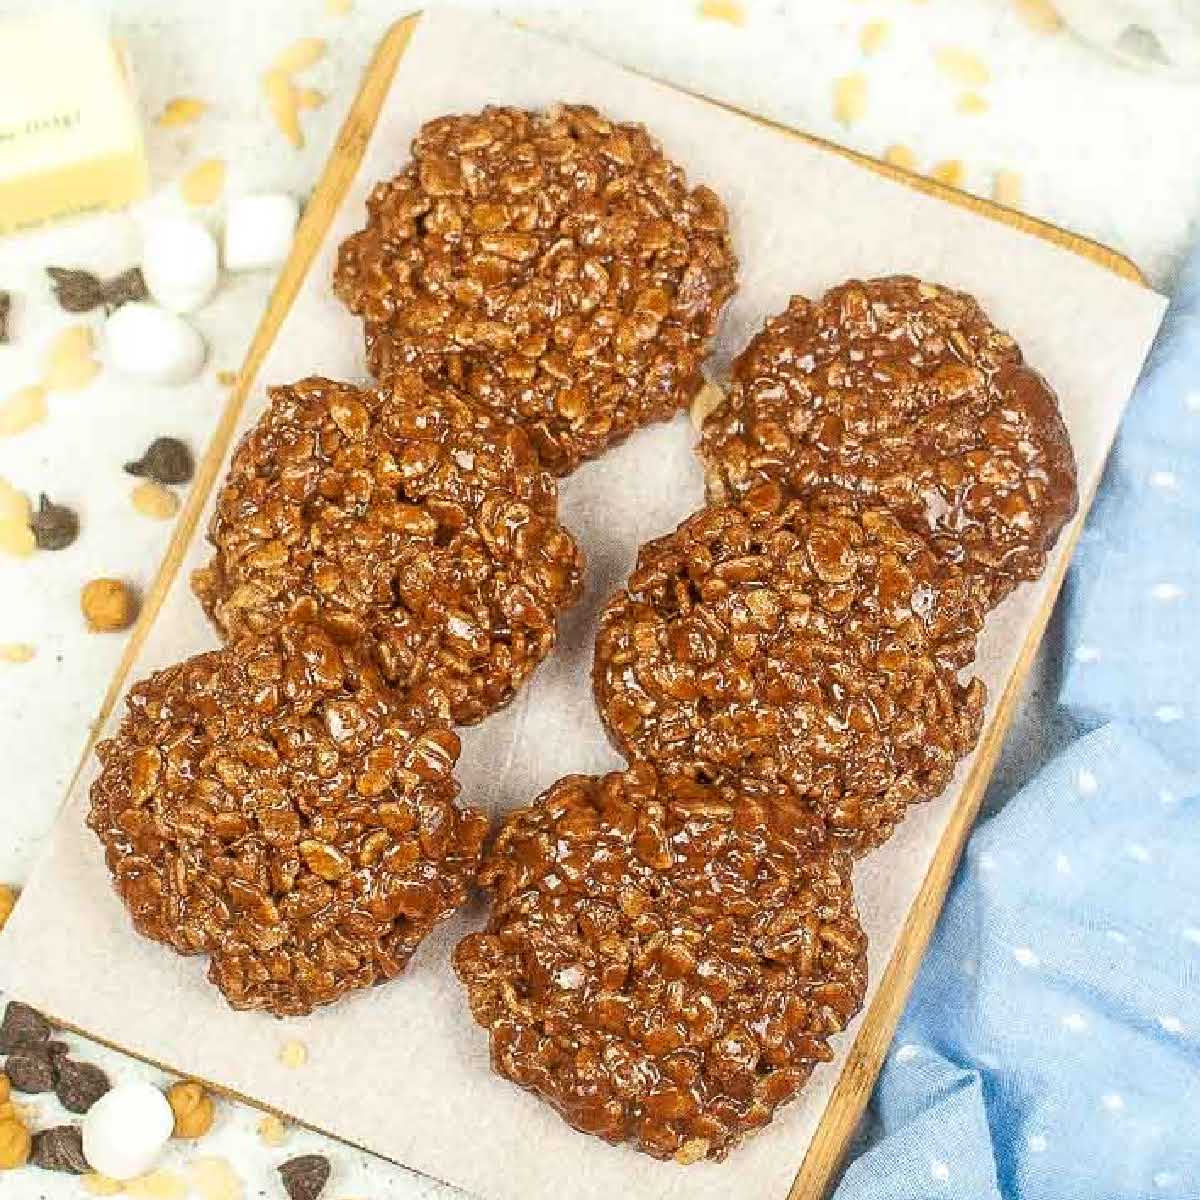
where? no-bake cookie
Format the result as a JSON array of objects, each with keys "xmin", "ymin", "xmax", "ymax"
[
  {"xmin": 88, "ymin": 623, "xmax": 488, "ymax": 1017},
  {"xmin": 593, "ymin": 483, "xmax": 987, "ymax": 852},
  {"xmin": 454, "ymin": 765, "xmax": 866, "ymax": 1162},
  {"xmin": 192, "ymin": 373, "xmax": 584, "ymax": 726},
  {"xmin": 699, "ymin": 278, "xmax": 1078, "ymax": 606},
  {"xmin": 334, "ymin": 104, "xmax": 738, "ymax": 475}
]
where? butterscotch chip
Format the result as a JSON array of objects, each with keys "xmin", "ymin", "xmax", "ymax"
[
  {"xmin": 455, "ymin": 766, "xmax": 867, "ymax": 1161},
  {"xmin": 334, "ymin": 104, "xmax": 737, "ymax": 475},
  {"xmin": 699, "ymin": 279, "xmax": 1079, "ymax": 607},
  {"xmin": 193, "ymin": 374, "xmax": 583, "ymax": 726},
  {"xmin": 594, "ymin": 487, "xmax": 987, "ymax": 852},
  {"xmin": 82, "ymin": 578, "xmax": 138, "ymax": 632},
  {"xmin": 87, "ymin": 624, "xmax": 488, "ymax": 1017},
  {"xmin": 0, "ymin": 1116, "xmax": 30, "ymax": 1170},
  {"xmin": 167, "ymin": 1081, "xmax": 215, "ymax": 1139}
]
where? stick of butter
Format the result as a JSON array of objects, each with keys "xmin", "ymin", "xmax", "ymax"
[{"xmin": 0, "ymin": 11, "xmax": 149, "ymax": 236}]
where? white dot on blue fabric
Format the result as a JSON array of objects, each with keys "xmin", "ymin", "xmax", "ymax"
[
  {"xmin": 1149, "ymin": 470, "xmax": 1179, "ymax": 490},
  {"xmin": 1159, "ymin": 788, "xmax": 1178, "ymax": 806},
  {"xmin": 1157, "ymin": 1015, "xmax": 1184, "ymax": 1035},
  {"xmin": 1127, "ymin": 843, "xmax": 1153, "ymax": 863},
  {"xmin": 895, "ymin": 1043, "xmax": 919, "ymax": 1063},
  {"xmin": 1101, "ymin": 1093, "xmax": 1126, "ymax": 1113},
  {"xmin": 930, "ymin": 1159, "xmax": 951, "ymax": 1183},
  {"xmin": 1107, "ymin": 929, "xmax": 1130, "ymax": 946},
  {"xmin": 1013, "ymin": 946, "xmax": 1039, "ymax": 968},
  {"xmin": 1073, "ymin": 644, "xmax": 1101, "ymax": 663},
  {"xmin": 1184, "ymin": 927, "xmax": 1200, "ymax": 946},
  {"xmin": 1151, "ymin": 583, "xmax": 1185, "ymax": 601},
  {"xmin": 1186, "ymin": 391, "xmax": 1200, "ymax": 412},
  {"xmin": 1075, "ymin": 769, "xmax": 1098, "ymax": 795},
  {"xmin": 1154, "ymin": 1171, "xmax": 1180, "ymax": 1190},
  {"xmin": 1062, "ymin": 1012, "xmax": 1088, "ymax": 1033},
  {"xmin": 1155, "ymin": 705, "xmax": 1184, "ymax": 723},
  {"xmin": 1055, "ymin": 853, "xmax": 1072, "ymax": 875},
  {"xmin": 1027, "ymin": 1135, "xmax": 1048, "ymax": 1153},
  {"xmin": 978, "ymin": 852, "xmax": 997, "ymax": 872}
]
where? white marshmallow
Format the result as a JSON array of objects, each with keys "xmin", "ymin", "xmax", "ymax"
[
  {"xmin": 82, "ymin": 1081, "xmax": 175, "ymax": 1181},
  {"xmin": 223, "ymin": 193, "xmax": 300, "ymax": 271},
  {"xmin": 142, "ymin": 218, "xmax": 220, "ymax": 313},
  {"xmin": 105, "ymin": 302, "xmax": 207, "ymax": 386}
]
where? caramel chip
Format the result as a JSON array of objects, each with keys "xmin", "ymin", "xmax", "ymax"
[
  {"xmin": 935, "ymin": 46, "xmax": 991, "ymax": 87},
  {"xmin": 132, "ymin": 481, "xmax": 181, "ymax": 521},
  {"xmin": 0, "ymin": 645, "xmax": 35, "ymax": 664},
  {"xmin": 1014, "ymin": 0, "xmax": 1063, "ymax": 33},
  {"xmin": 167, "ymin": 1081, "xmax": 216, "ymax": 1139},
  {"xmin": 278, "ymin": 1041, "xmax": 307, "ymax": 1069},
  {"xmin": 697, "ymin": 0, "xmax": 746, "ymax": 24},
  {"xmin": 884, "ymin": 143, "xmax": 918, "ymax": 171},
  {"xmin": 930, "ymin": 158, "xmax": 966, "ymax": 188},
  {"xmin": 957, "ymin": 91, "xmax": 990, "ymax": 115},
  {"xmin": 256, "ymin": 1114, "xmax": 289, "ymax": 1147}
]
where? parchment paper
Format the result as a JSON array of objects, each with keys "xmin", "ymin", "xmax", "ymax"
[{"xmin": 0, "ymin": 11, "xmax": 1167, "ymax": 1200}]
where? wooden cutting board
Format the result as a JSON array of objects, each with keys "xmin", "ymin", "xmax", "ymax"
[{"xmin": 42, "ymin": 14, "xmax": 1149, "ymax": 1200}]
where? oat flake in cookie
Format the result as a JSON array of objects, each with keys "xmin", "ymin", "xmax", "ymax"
[
  {"xmin": 334, "ymin": 104, "xmax": 737, "ymax": 475},
  {"xmin": 454, "ymin": 765, "xmax": 866, "ymax": 1162},
  {"xmin": 88, "ymin": 624, "xmax": 488, "ymax": 1017},
  {"xmin": 700, "ymin": 277, "xmax": 1079, "ymax": 607},
  {"xmin": 593, "ymin": 483, "xmax": 988, "ymax": 852},
  {"xmin": 192, "ymin": 373, "xmax": 583, "ymax": 726}
]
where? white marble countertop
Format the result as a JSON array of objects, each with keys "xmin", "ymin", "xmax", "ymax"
[{"xmin": 0, "ymin": 2, "xmax": 1197, "ymax": 1197}]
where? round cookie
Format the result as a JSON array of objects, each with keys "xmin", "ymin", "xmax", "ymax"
[
  {"xmin": 593, "ymin": 483, "xmax": 988, "ymax": 852},
  {"xmin": 192, "ymin": 373, "xmax": 584, "ymax": 726},
  {"xmin": 454, "ymin": 765, "xmax": 866, "ymax": 1162},
  {"xmin": 334, "ymin": 103, "xmax": 738, "ymax": 475},
  {"xmin": 699, "ymin": 277, "xmax": 1079, "ymax": 606},
  {"xmin": 88, "ymin": 623, "xmax": 489, "ymax": 1017}
]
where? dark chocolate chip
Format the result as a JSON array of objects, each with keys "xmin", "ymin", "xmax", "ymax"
[
  {"xmin": 0, "ymin": 292, "xmax": 10, "ymax": 343},
  {"xmin": 30, "ymin": 494, "xmax": 79, "ymax": 552},
  {"xmin": 124, "ymin": 436, "xmax": 194, "ymax": 486},
  {"xmin": 278, "ymin": 1154, "xmax": 331, "ymax": 1200},
  {"xmin": 0, "ymin": 1001, "xmax": 50, "ymax": 1053},
  {"xmin": 30, "ymin": 1125, "xmax": 89, "ymax": 1174},
  {"xmin": 55, "ymin": 1057, "xmax": 110, "ymax": 1113},
  {"xmin": 46, "ymin": 267, "xmax": 105, "ymax": 313},
  {"xmin": 5, "ymin": 1048, "xmax": 56, "ymax": 1093}
]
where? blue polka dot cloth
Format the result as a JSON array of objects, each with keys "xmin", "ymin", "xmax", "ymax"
[{"xmin": 835, "ymin": 245, "xmax": 1200, "ymax": 1200}]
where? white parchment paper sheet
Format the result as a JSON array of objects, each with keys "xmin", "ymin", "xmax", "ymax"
[{"xmin": 0, "ymin": 11, "xmax": 1166, "ymax": 1200}]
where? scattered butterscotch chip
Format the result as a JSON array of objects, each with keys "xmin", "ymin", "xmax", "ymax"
[
  {"xmin": 0, "ymin": 1116, "xmax": 30, "ymax": 1170},
  {"xmin": 167, "ymin": 1081, "xmax": 215, "ymax": 1140},
  {"xmin": 930, "ymin": 158, "xmax": 966, "ymax": 188},
  {"xmin": 0, "ymin": 645, "xmax": 35, "ymax": 664},
  {"xmin": 860, "ymin": 20, "xmax": 890, "ymax": 54},
  {"xmin": 273, "ymin": 37, "xmax": 327, "ymax": 74},
  {"xmin": 833, "ymin": 72, "xmax": 868, "ymax": 126},
  {"xmin": 157, "ymin": 97, "xmax": 209, "ymax": 127},
  {"xmin": 279, "ymin": 1155, "xmax": 331, "ymax": 1200},
  {"xmin": 957, "ymin": 91, "xmax": 990, "ymax": 115},
  {"xmin": 83, "ymin": 1175, "xmax": 125, "ymax": 1197},
  {"xmin": 181, "ymin": 160, "xmax": 227, "ymax": 208},
  {"xmin": 0, "ymin": 886, "xmax": 14, "ymax": 931},
  {"xmin": 0, "ymin": 520, "xmax": 35, "ymax": 558},
  {"xmin": 81, "ymin": 579, "xmax": 138, "ymax": 633},
  {"xmin": 256, "ymin": 1114, "xmax": 288, "ymax": 1147},
  {"xmin": 1014, "ymin": 0, "xmax": 1063, "ymax": 33},
  {"xmin": 935, "ymin": 46, "xmax": 991, "ymax": 87},
  {"xmin": 689, "ymin": 378, "xmax": 726, "ymax": 430},
  {"xmin": 0, "ymin": 385, "xmax": 47, "ymax": 436},
  {"xmin": 0, "ymin": 479, "xmax": 30, "ymax": 526},
  {"xmin": 127, "ymin": 1169, "xmax": 188, "ymax": 1199},
  {"xmin": 884, "ymin": 143, "xmax": 918, "ymax": 170},
  {"xmin": 296, "ymin": 88, "xmax": 326, "ymax": 110},
  {"xmin": 216, "ymin": 370, "xmax": 237, "ymax": 387},
  {"xmin": 263, "ymin": 69, "xmax": 303, "ymax": 149},
  {"xmin": 278, "ymin": 1041, "xmax": 307, "ymax": 1069},
  {"xmin": 44, "ymin": 325, "xmax": 101, "ymax": 391},
  {"xmin": 992, "ymin": 168, "xmax": 1023, "ymax": 207},
  {"xmin": 697, "ymin": 0, "xmax": 746, "ymax": 24},
  {"xmin": 327, "ymin": 0, "xmax": 352, "ymax": 13},
  {"xmin": 132, "ymin": 481, "xmax": 181, "ymax": 521},
  {"xmin": 188, "ymin": 1156, "xmax": 243, "ymax": 1200},
  {"xmin": 0, "ymin": 1074, "xmax": 8, "ymax": 1104},
  {"xmin": 30, "ymin": 494, "xmax": 79, "ymax": 551}
]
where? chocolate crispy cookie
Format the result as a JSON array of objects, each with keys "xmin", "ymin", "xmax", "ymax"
[
  {"xmin": 454, "ymin": 765, "xmax": 866, "ymax": 1162},
  {"xmin": 700, "ymin": 277, "xmax": 1078, "ymax": 606},
  {"xmin": 88, "ymin": 624, "xmax": 488, "ymax": 1017},
  {"xmin": 192, "ymin": 374, "xmax": 583, "ymax": 726},
  {"xmin": 593, "ymin": 483, "xmax": 987, "ymax": 852},
  {"xmin": 334, "ymin": 104, "xmax": 738, "ymax": 475}
]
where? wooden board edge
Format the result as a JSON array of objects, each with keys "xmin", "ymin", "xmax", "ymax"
[{"xmin": 32, "ymin": 11, "xmax": 1149, "ymax": 1200}]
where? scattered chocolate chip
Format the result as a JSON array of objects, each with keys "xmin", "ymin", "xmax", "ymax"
[
  {"xmin": 30, "ymin": 1125, "xmax": 89, "ymax": 1174},
  {"xmin": 5, "ymin": 1048, "xmax": 56, "ymax": 1093},
  {"xmin": 44, "ymin": 1039, "xmax": 70, "ymax": 1061},
  {"xmin": 55, "ymin": 1057, "xmax": 110, "ymax": 1114},
  {"xmin": 278, "ymin": 1154, "xmax": 331, "ymax": 1200},
  {"xmin": 0, "ymin": 292, "xmax": 10, "ymax": 343},
  {"xmin": 30, "ymin": 494, "xmax": 79, "ymax": 551},
  {"xmin": 47, "ymin": 266, "xmax": 148, "ymax": 314},
  {"xmin": 124, "ymin": 436, "xmax": 194, "ymax": 486},
  {"xmin": 0, "ymin": 1001, "xmax": 50, "ymax": 1053}
]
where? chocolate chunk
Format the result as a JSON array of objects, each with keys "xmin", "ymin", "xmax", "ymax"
[
  {"xmin": 55, "ymin": 1057, "xmax": 110, "ymax": 1113},
  {"xmin": 0, "ymin": 1002, "xmax": 50, "ymax": 1053},
  {"xmin": 5, "ymin": 1048, "xmax": 56, "ymax": 1093},
  {"xmin": 30, "ymin": 1125, "xmax": 89, "ymax": 1174},
  {"xmin": 278, "ymin": 1154, "xmax": 331, "ymax": 1200}
]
